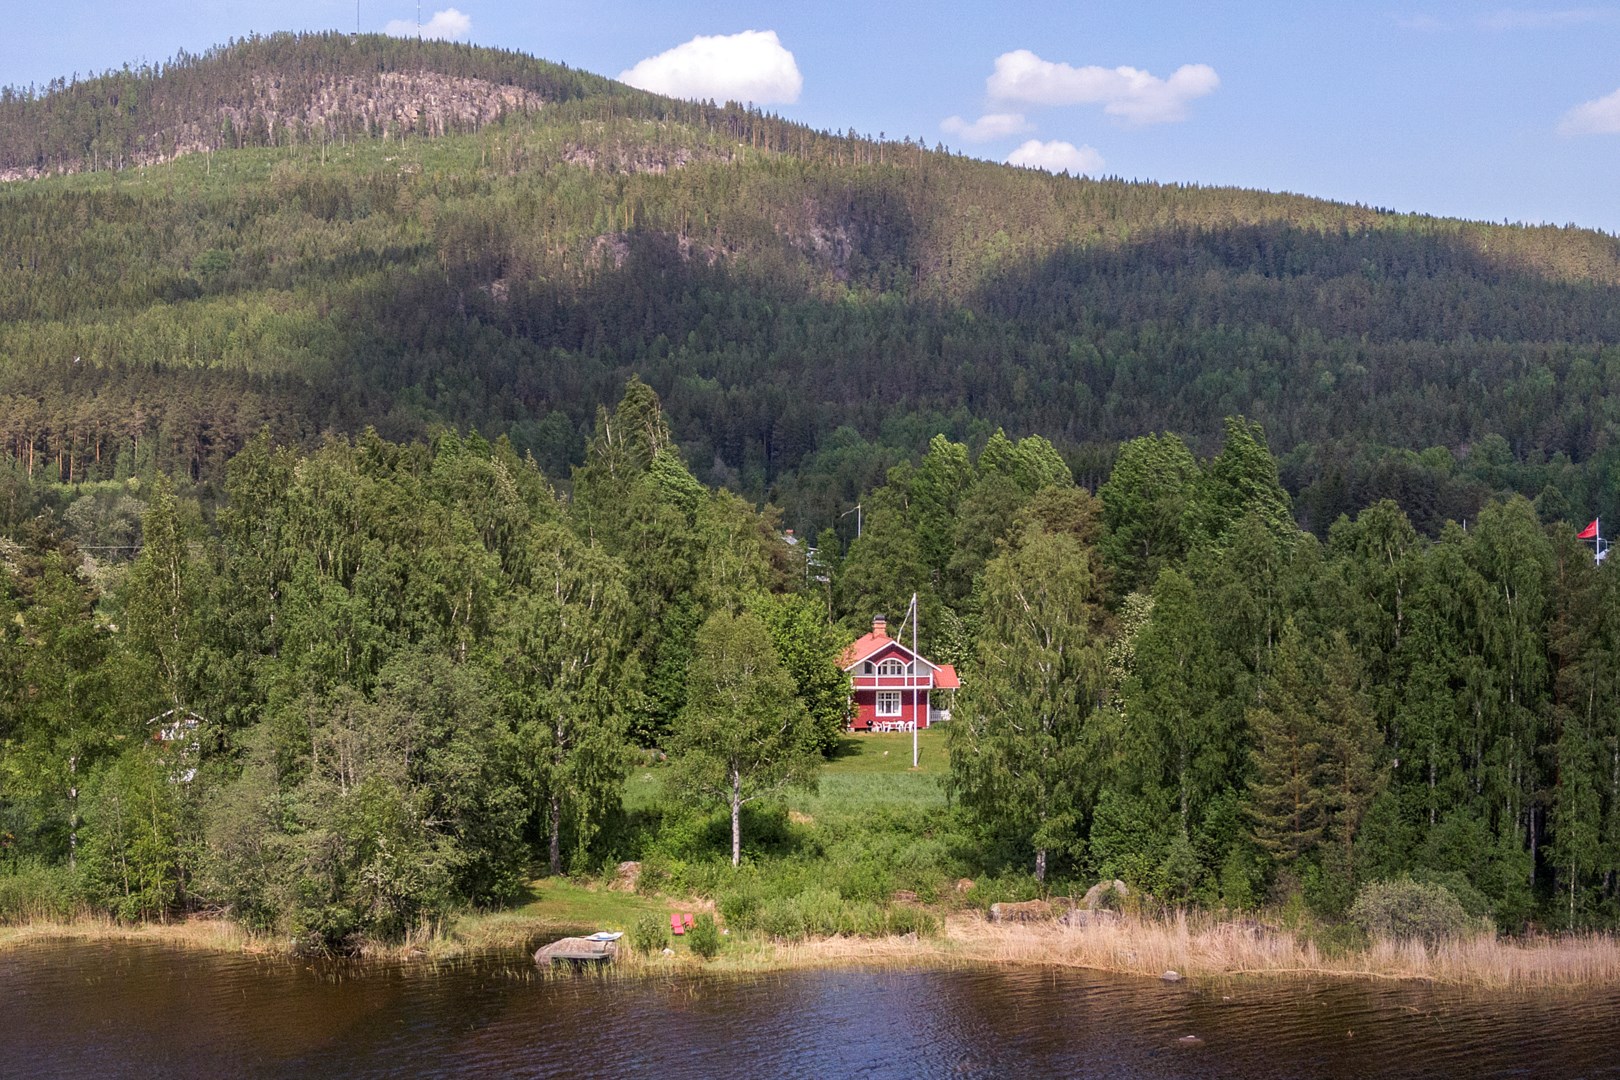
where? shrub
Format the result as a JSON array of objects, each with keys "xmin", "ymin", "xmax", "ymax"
[
  {"xmin": 629, "ymin": 912, "xmax": 668, "ymax": 955},
  {"xmin": 687, "ymin": 913, "xmax": 721, "ymax": 959},
  {"xmin": 1349, "ymin": 879, "xmax": 1473, "ymax": 944},
  {"xmin": 758, "ymin": 886, "xmax": 844, "ymax": 941},
  {"xmin": 885, "ymin": 904, "xmax": 939, "ymax": 938},
  {"xmin": 1410, "ymin": 869, "xmax": 1494, "ymax": 923},
  {"xmin": 718, "ymin": 886, "xmax": 762, "ymax": 931},
  {"xmin": 0, "ymin": 860, "xmax": 81, "ymax": 924}
]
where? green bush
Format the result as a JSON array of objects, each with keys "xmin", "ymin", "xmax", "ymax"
[
  {"xmin": 718, "ymin": 886, "xmax": 762, "ymax": 931},
  {"xmin": 0, "ymin": 860, "xmax": 81, "ymax": 923},
  {"xmin": 1410, "ymin": 869, "xmax": 1494, "ymax": 923},
  {"xmin": 758, "ymin": 886, "xmax": 844, "ymax": 941},
  {"xmin": 885, "ymin": 904, "xmax": 939, "ymax": 938},
  {"xmin": 687, "ymin": 912, "xmax": 721, "ymax": 959},
  {"xmin": 629, "ymin": 912, "xmax": 668, "ymax": 955},
  {"xmin": 1348, "ymin": 879, "xmax": 1474, "ymax": 944}
]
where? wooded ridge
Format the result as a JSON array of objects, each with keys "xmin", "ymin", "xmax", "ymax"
[{"xmin": 3, "ymin": 33, "xmax": 1620, "ymax": 538}]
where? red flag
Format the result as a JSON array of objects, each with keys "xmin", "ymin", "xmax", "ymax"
[{"xmin": 1578, "ymin": 519, "xmax": 1600, "ymax": 540}]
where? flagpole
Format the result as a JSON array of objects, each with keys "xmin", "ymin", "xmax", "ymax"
[
  {"xmin": 911, "ymin": 592, "xmax": 920, "ymax": 770},
  {"xmin": 1580, "ymin": 516, "xmax": 1608, "ymax": 565}
]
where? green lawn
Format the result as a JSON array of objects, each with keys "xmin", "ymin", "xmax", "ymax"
[
  {"xmin": 621, "ymin": 727, "xmax": 952, "ymax": 817},
  {"xmin": 793, "ymin": 728, "xmax": 950, "ymax": 816},
  {"xmin": 446, "ymin": 877, "xmax": 666, "ymax": 955},
  {"xmin": 821, "ymin": 728, "xmax": 950, "ymax": 776}
]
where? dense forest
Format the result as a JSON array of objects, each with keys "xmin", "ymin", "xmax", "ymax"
[
  {"xmin": 5, "ymin": 34, "xmax": 1620, "ymax": 948},
  {"xmin": 4, "ymin": 380, "xmax": 1620, "ymax": 946},
  {"xmin": 5, "ymin": 34, "xmax": 1620, "ymax": 543}
]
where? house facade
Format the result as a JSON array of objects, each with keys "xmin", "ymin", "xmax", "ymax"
[{"xmin": 839, "ymin": 616, "xmax": 959, "ymax": 730}]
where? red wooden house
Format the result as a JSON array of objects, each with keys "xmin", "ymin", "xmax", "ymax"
[{"xmin": 839, "ymin": 616, "xmax": 960, "ymax": 731}]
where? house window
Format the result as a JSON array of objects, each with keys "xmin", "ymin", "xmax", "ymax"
[
  {"xmin": 876, "ymin": 691, "xmax": 902, "ymax": 717},
  {"xmin": 878, "ymin": 658, "xmax": 905, "ymax": 676}
]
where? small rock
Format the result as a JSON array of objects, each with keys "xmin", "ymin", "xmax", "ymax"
[
  {"xmin": 662, "ymin": 947, "xmax": 674, "ymax": 956},
  {"xmin": 1177, "ymin": 1035, "xmax": 1203, "ymax": 1047},
  {"xmin": 1161, "ymin": 970, "xmax": 1183, "ymax": 983},
  {"xmin": 955, "ymin": 878, "xmax": 975, "ymax": 893}
]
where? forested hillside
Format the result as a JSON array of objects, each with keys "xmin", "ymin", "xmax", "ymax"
[{"xmin": 5, "ymin": 33, "xmax": 1620, "ymax": 543}]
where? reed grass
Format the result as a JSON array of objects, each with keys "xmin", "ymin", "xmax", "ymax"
[
  {"xmin": 922, "ymin": 910, "xmax": 1620, "ymax": 989},
  {"xmin": 0, "ymin": 916, "xmax": 254, "ymax": 955},
  {"xmin": 9, "ymin": 905, "xmax": 1620, "ymax": 988}
]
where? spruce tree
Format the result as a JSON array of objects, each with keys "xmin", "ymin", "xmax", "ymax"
[{"xmin": 1247, "ymin": 621, "xmax": 1326, "ymax": 866}]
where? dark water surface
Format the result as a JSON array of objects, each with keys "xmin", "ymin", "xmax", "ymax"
[{"xmin": 4, "ymin": 941, "xmax": 1620, "ymax": 1078}]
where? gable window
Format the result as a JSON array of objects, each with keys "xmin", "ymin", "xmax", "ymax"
[
  {"xmin": 877, "ymin": 658, "xmax": 905, "ymax": 676},
  {"xmin": 876, "ymin": 691, "xmax": 902, "ymax": 717}
]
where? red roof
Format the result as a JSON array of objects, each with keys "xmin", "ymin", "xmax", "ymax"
[
  {"xmin": 840, "ymin": 621, "xmax": 959, "ymax": 688},
  {"xmin": 839, "ymin": 629, "xmax": 894, "ymax": 668}
]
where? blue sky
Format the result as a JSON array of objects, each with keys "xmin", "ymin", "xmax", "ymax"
[{"xmin": 5, "ymin": 2, "xmax": 1618, "ymax": 231}]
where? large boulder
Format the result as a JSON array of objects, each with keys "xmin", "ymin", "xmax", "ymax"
[
  {"xmin": 609, "ymin": 861, "xmax": 641, "ymax": 893},
  {"xmin": 988, "ymin": 899, "xmax": 1052, "ymax": 924},
  {"xmin": 1082, "ymin": 879, "xmax": 1128, "ymax": 911}
]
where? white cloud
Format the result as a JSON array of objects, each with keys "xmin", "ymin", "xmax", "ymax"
[
  {"xmin": 940, "ymin": 112, "xmax": 1032, "ymax": 142},
  {"xmin": 619, "ymin": 30, "xmax": 802, "ymax": 105},
  {"xmin": 987, "ymin": 49, "xmax": 1219, "ymax": 125},
  {"xmin": 1005, "ymin": 139, "xmax": 1105, "ymax": 175},
  {"xmin": 1478, "ymin": 8, "xmax": 1610, "ymax": 30},
  {"xmin": 384, "ymin": 8, "xmax": 471, "ymax": 40},
  {"xmin": 1560, "ymin": 86, "xmax": 1620, "ymax": 134}
]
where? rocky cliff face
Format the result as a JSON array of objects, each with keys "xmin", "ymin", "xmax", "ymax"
[{"xmin": 1, "ymin": 71, "xmax": 544, "ymax": 181}]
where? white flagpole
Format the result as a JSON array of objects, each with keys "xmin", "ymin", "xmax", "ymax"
[{"xmin": 912, "ymin": 592, "xmax": 920, "ymax": 770}]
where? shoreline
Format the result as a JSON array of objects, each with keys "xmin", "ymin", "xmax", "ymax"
[{"xmin": 9, "ymin": 909, "xmax": 1620, "ymax": 989}]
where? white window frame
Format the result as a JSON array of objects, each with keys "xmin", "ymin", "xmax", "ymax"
[
  {"xmin": 877, "ymin": 658, "xmax": 905, "ymax": 676},
  {"xmin": 876, "ymin": 690, "xmax": 902, "ymax": 717}
]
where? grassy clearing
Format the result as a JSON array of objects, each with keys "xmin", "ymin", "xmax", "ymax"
[
  {"xmin": 793, "ymin": 730, "xmax": 948, "ymax": 816},
  {"xmin": 427, "ymin": 877, "xmax": 665, "ymax": 960}
]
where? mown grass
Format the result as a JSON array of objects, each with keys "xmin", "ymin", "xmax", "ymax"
[{"xmin": 795, "ymin": 730, "xmax": 948, "ymax": 816}]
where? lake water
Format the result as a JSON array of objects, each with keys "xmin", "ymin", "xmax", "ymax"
[{"xmin": 4, "ymin": 941, "xmax": 1620, "ymax": 1078}]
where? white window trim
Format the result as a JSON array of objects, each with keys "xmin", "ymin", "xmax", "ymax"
[
  {"xmin": 877, "ymin": 658, "xmax": 905, "ymax": 676},
  {"xmin": 876, "ymin": 690, "xmax": 902, "ymax": 717}
]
